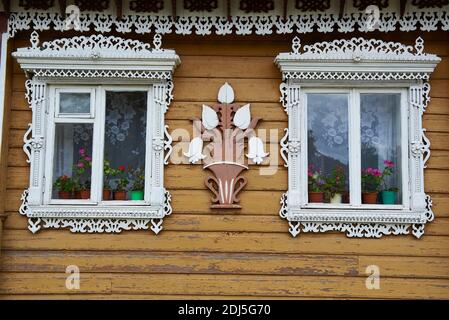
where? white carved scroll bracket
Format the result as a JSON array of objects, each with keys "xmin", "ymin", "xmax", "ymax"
[
  {"xmin": 23, "ymin": 124, "xmax": 32, "ymax": 163},
  {"xmin": 411, "ymin": 129, "xmax": 431, "ymax": 168},
  {"xmin": 279, "ymin": 82, "xmax": 288, "ymax": 114},
  {"xmin": 164, "ymin": 125, "xmax": 173, "ymax": 165},
  {"xmin": 279, "ymin": 192, "xmax": 288, "ymax": 219},
  {"xmin": 165, "ymin": 80, "xmax": 174, "ymax": 108},
  {"xmin": 280, "ymin": 128, "xmax": 289, "ymax": 167},
  {"xmin": 422, "ymin": 82, "xmax": 431, "ymax": 112}
]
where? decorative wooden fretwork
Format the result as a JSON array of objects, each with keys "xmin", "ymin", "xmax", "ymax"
[
  {"xmin": 129, "ymin": 0, "xmax": 164, "ymax": 13},
  {"xmin": 183, "ymin": 0, "xmax": 218, "ymax": 12},
  {"xmin": 353, "ymin": 0, "xmax": 389, "ymax": 10},
  {"xmin": 239, "ymin": 0, "xmax": 275, "ymax": 13},
  {"xmin": 74, "ymin": 0, "xmax": 109, "ymax": 11},
  {"xmin": 295, "ymin": 0, "xmax": 331, "ymax": 11},
  {"xmin": 19, "ymin": 0, "xmax": 54, "ymax": 10},
  {"xmin": 411, "ymin": 0, "xmax": 449, "ymax": 8}
]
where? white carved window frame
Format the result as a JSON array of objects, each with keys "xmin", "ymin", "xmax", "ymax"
[
  {"xmin": 275, "ymin": 37, "xmax": 440, "ymax": 239},
  {"xmin": 13, "ymin": 32, "xmax": 180, "ymax": 235}
]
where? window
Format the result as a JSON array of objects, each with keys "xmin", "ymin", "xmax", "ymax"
[
  {"xmin": 276, "ymin": 37, "xmax": 441, "ymax": 238},
  {"xmin": 46, "ymin": 86, "xmax": 152, "ymax": 205},
  {"xmin": 13, "ymin": 34, "xmax": 179, "ymax": 234},
  {"xmin": 303, "ymin": 89, "xmax": 406, "ymax": 208}
]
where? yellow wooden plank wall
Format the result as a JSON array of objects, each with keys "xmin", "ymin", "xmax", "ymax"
[{"xmin": 0, "ymin": 31, "xmax": 448, "ymax": 299}]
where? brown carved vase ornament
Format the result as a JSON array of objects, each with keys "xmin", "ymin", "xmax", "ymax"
[{"xmin": 185, "ymin": 83, "xmax": 268, "ymax": 209}]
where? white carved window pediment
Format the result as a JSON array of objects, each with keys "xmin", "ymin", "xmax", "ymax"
[
  {"xmin": 275, "ymin": 37, "xmax": 440, "ymax": 239},
  {"xmin": 14, "ymin": 33, "xmax": 179, "ymax": 235}
]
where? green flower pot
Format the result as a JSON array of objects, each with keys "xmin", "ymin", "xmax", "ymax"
[
  {"xmin": 130, "ymin": 190, "xmax": 144, "ymax": 200},
  {"xmin": 381, "ymin": 191, "xmax": 396, "ymax": 204}
]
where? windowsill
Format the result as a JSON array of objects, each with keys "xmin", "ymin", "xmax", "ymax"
[
  {"xmin": 303, "ymin": 203, "xmax": 405, "ymax": 210},
  {"xmin": 49, "ymin": 200, "xmax": 149, "ymax": 206},
  {"xmin": 27, "ymin": 203, "xmax": 165, "ymax": 219}
]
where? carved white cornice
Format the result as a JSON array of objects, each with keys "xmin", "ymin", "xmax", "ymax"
[
  {"xmin": 276, "ymin": 37, "xmax": 441, "ymax": 78},
  {"xmin": 12, "ymin": 33, "xmax": 180, "ymax": 79}
]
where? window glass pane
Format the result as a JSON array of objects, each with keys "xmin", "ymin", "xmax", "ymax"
[
  {"xmin": 59, "ymin": 92, "xmax": 91, "ymax": 114},
  {"xmin": 307, "ymin": 93, "xmax": 350, "ymax": 203},
  {"xmin": 361, "ymin": 93, "xmax": 402, "ymax": 205},
  {"xmin": 103, "ymin": 91, "xmax": 147, "ymax": 201},
  {"xmin": 52, "ymin": 123, "xmax": 93, "ymax": 199}
]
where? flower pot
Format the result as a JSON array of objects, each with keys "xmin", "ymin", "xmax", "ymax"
[
  {"xmin": 74, "ymin": 191, "xmax": 81, "ymax": 199},
  {"xmin": 381, "ymin": 191, "xmax": 396, "ymax": 204},
  {"xmin": 80, "ymin": 189, "xmax": 91, "ymax": 200},
  {"xmin": 113, "ymin": 191, "xmax": 127, "ymax": 200},
  {"xmin": 58, "ymin": 191, "xmax": 71, "ymax": 199},
  {"xmin": 330, "ymin": 193, "xmax": 343, "ymax": 204},
  {"xmin": 308, "ymin": 192, "xmax": 324, "ymax": 203},
  {"xmin": 362, "ymin": 192, "xmax": 378, "ymax": 204},
  {"xmin": 130, "ymin": 190, "xmax": 144, "ymax": 200},
  {"xmin": 103, "ymin": 189, "xmax": 112, "ymax": 200}
]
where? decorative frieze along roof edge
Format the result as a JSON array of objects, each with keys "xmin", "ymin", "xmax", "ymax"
[{"xmin": 7, "ymin": 9, "xmax": 449, "ymax": 38}]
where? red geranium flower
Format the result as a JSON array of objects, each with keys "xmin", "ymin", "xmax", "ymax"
[{"xmin": 118, "ymin": 165, "xmax": 126, "ymax": 172}]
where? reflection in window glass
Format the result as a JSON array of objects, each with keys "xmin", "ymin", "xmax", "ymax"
[
  {"xmin": 103, "ymin": 91, "xmax": 147, "ymax": 201},
  {"xmin": 59, "ymin": 92, "xmax": 91, "ymax": 114},
  {"xmin": 307, "ymin": 93, "xmax": 349, "ymax": 203},
  {"xmin": 361, "ymin": 94, "xmax": 402, "ymax": 204},
  {"xmin": 52, "ymin": 123, "xmax": 93, "ymax": 199}
]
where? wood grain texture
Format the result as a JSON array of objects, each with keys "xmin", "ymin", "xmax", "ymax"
[{"xmin": 2, "ymin": 31, "xmax": 449, "ymax": 299}]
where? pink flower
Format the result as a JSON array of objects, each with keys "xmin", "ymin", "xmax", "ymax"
[
  {"xmin": 77, "ymin": 162, "xmax": 84, "ymax": 168},
  {"xmin": 79, "ymin": 148, "xmax": 86, "ymax": 156},
  {"xmin": 384, "ymin": 160, "xmax": 394, "ymax": 168},
  {"xmin": 85, "ymin": 156, "xmax": 92, "ymax": 162}
]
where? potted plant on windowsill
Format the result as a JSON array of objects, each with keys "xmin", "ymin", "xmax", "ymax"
[
  {"xmin": 113, "ymin": 165, "xmax": 128, "ymax": 200},
  {"xmin": 73, "ymin": 148, "xmax": 92, "ymax": 200},
  {"xmin": 129, "ymin": 167, "xmax": 144, "ymax": 200},
  {"xmin": 53, "ymin": 175, "xmax": 75, "ymax": 199},
  {"xmin": 380, "ymin": 160, "xmax": 398, "ymax": 204},
  {"xmin": 361, "ymin": 167, "xmax": 382, "ymax": 204},
  {"xmin": 308, "ymin": 165, "xmax": 325, "ymax": 203},
  {"xmin": 326, "ymin": 166, "xmax": 346, "ymax": 204},
  {"xmin": 103, "ymin": 159, "xmax": 115, "ymax": 200}
]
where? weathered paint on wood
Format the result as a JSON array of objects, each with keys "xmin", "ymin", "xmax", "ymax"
[{"xmin": 1, "ymin": 31, "xmax": 449, "ymax": 299}]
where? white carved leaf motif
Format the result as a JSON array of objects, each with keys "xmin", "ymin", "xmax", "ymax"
[
  {"xmin": 233, "ymin": 104, "xmax": 251, "ymax": 130},
  {"xmin": 217, "ymin": 82, "xmax": 234, "ymax": 104},
  {"xmin": 202, "ymin": 105, "xmax": 219, "ymax": 130},
  {"xmin": 184, "ymin": 137, "xmax": 206, "ymax": 164},
  {"xmin": 246, "ymin": 136, "xmax": 269, "ymax": 165}
]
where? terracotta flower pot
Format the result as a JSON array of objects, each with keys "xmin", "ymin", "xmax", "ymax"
[
  {"xmin": 113, "ymin": 191, "xmax": 127, "ymax": 200},
  {"xmin": 362, "ymin": 192, "xmax": 378, "ymax": 204},
  {"xmin": 103, "ymin": 189, "xmax": 112, "ymax": 200},
  {"xmin": 58, "ymin": 191, "xmax": 71, "ymax": 199},
  {"xmin": 80, "ymin": 189, "xmax": 91, "ymax": 199},
  {"xmin": 74, "ymin": 191, "xmax": 81, "ymax": 199},
  {"xmin": 309, "ymin": 192, "xmax": 324, "ymax": 203}
]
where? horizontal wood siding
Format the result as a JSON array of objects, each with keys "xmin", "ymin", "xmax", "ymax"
[{"xmin": 1, "ymin": 31, "xmax": 448, "ymax": 299}]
